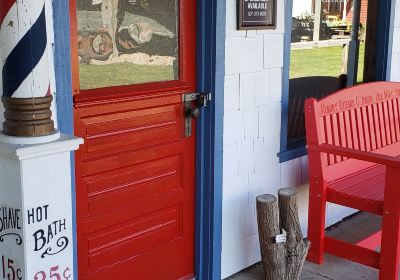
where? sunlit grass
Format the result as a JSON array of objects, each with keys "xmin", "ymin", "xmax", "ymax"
[
  {"xmin": 290, "ymin": 44, "xmax": 365, "ymax": 83},
  {"xmin": 79, "ymin": 63, "xmax": 174, "ymax": 90}
]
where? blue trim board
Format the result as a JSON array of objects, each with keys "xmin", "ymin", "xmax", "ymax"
[
  {"xmin": 375, "ymin": 0, "xmax": 392, "ymax": 81},
  {"xmin": 386, "ymin": 0, "xmax": 397, "ymax": 79},
  {"xmin": 278, "ymin": 0, "xmax": 294, "ymax": 163},
  {"xmin": 51, "ymin": 1, "xmax": 77, "ymax": 277},
  {"xmin": 195, "ymin": 0, "xmax": 225, "ymax": 279},
  {"xmin": 278, "ymin": 146, "xmax": 307, "ymax": 164}
]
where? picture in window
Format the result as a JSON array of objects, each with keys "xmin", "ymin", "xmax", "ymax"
[{"xmin": 76, "ymin": 0, "xmax": 179, "ymax": 89}]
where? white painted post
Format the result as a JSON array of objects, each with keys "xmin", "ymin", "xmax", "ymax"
[
  {"xmin": 313, "ymin": 0, "xmax": 322, "ymax": 42},
  {"xmin": 0, "ymin": 1, "xmax": 84, "ymax": 279},
  {"xmin": 0, "ymin": 0, "xmax": 51, "ymax": 99},
  {"xmin": 0, "ymin": 136, "xmax": 83, "ymax": 280},
  {"xmin": 0, "ymin": 0, "xmax": 56, "ymax": 137},
  {"xmin": 343, "ymin": 0, "xmax": 348, "ymax": 20},
  {"xmin": 346, "ymin": 0, "xmax": 362, "ymax": 86}
]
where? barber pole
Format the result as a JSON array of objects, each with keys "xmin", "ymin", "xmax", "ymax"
[{"xmin": 0, "ymin": 0, "xmax": 55, "ymax": 137}]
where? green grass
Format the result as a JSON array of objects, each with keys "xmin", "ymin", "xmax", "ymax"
[
  {"xmin": 79, "ymin": 45, "xmax": 365, "ymax": 89},
  {"xmin": 79, "ymin": 63, "xmax": 174, "ymax": 89},
  {"xmin": 290, "ymin": 44, "xmax": 365, "ymax": 83}
]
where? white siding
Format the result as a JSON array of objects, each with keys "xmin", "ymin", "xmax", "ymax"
[
  {"xmin": 390, "ymin": 0, "xmax": 400, "ymax": 81},
  {"xmin": 222, "ymin": 0, "xmax": 286, "ymax": 277},
  {"xmin": 221, "ymin": 0, "xmax": 358, "ymax": 277}
]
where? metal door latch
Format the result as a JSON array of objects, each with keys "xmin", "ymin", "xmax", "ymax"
[{"xmin": 182, "ymin": 92, "xmax": 211, "ymax": 137}]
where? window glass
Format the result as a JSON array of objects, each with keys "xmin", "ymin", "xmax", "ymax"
[
  {"xmin": 287, "ymin": 0, "xmax": 367, "ymax": 148},
  {"xmin": 76, "ymin": 0, "xmax": 179, "ymax": 90}
]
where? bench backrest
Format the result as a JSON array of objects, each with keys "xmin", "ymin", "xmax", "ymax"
[{"xmin": 305, "ymin": 82, "xmax": 400, "ymax": 182}]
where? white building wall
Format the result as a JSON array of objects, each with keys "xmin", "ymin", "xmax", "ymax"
[
  {"xmin": 222, "ymin": 0, "xmax": 290, "ymax": 277},
  {"xmin": 390, "ymin": 0, "xmax": 400, "ymax": 81},
  {"xmin": 221, "ymin": 0, "xmax": 357, "ymax": 278},
  {"xmin": 0, "ymin": 0, "xmax": 58, "ymax": 129}
]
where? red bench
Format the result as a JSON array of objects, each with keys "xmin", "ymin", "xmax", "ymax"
[{"xmin": 305, "ymin": 82, "xmax": 400, "ymax": 279}]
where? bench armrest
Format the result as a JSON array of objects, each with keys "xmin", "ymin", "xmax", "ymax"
[{"xmin": 308, "ymin": 143, "xmax": 400, "ymax": 168}]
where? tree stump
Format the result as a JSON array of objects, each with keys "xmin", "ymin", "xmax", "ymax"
[
  {"xmin": 256, "ymin": 188, "xmax": 311, "ymax": 280},
  {"xmin": 256, "ymin": 195, "xmax": 286, "ymax": 280}
]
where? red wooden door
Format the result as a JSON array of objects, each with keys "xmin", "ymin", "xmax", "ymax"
[{"xmin": 69, "ymin": 1, "xmax": 197, "ymax": 279}]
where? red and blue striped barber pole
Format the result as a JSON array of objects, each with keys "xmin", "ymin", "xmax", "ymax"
[{"xmin": 0, "ymin": 0, "xmax": 50, "ymax": 98}]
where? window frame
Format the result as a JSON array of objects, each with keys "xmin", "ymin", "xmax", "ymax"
[{"xmin": 278, "ymin": 0, "xmax": 393, "ymax": 163}]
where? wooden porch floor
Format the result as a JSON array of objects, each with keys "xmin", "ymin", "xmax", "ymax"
[{"xmin": 225, "ymin": 212, "xmax": 382, "ymax": 280}]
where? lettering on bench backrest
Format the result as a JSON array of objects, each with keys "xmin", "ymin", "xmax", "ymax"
[
  {"xmin": 316, "ymin": 85, "xmax": 400, "ymax": 167},
  {"xmin": 319, "ymin": 89, "xmax": 400, "ymax": 116}
]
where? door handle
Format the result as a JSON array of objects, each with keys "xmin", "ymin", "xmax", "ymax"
[
  {"xmin": 182, "ymin": 92, "xmax": 211, "ymax": 137},
  {"xmin": 188, "ymin": 108, "xmax": 200, "ymax": 119}
]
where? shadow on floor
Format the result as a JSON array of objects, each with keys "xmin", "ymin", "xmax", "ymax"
[{"xmin": 225, "ymin": 212, "xmax": 382, "ymax": 280}]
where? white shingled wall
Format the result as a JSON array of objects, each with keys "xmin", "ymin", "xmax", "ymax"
[
  {"xmin": 390, "ymin": 0, "xmax": 400, "ymax": 82},
  {"xmin": 220, "ymin": 0, "xmax": 400, "ymax": 277},
  {"xmin": 222, "ymin": 0, "xmax": 300, "ymax": 277},
  {"xmin": 0, "ymin": 0, "xmax": 57, "ymax": 129}
]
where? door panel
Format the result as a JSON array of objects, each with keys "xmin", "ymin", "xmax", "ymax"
[
  {"xmin": 70, "ymin": 0, "xmax": 197, "ymax": 279},
  {"xmin": 74, "ymin": 90, "xmax": 195, "ymax": 280}
]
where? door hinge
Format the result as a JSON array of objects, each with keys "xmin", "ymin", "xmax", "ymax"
[{"xmin": 183, "ymin": 92, "xmax": 212, "ymax": 137}]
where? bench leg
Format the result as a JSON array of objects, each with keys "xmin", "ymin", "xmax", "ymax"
[
  {"xmin": 379, "ymin": 167, "xmax": 400, "ymax": 280},
  {"xmin": 307, "ymin": 181, "xmax": 327, "ymax": 264},
  {"xmin": 379, "ymin": 213, "xmax": 400, "ymax": 279}
]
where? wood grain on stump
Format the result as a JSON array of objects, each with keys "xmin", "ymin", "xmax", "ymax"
[
  {"xmin": 257, "ymin": 188, "xmax": 310, "ymax": 280},
  {"xmin": 256, "ymin": 195, "xmax": 286, "ymax": 280}
]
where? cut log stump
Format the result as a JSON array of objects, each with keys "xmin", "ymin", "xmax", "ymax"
[{"xmin": 256, "ymin": 188, "xmax": 311, "ymax": 280}]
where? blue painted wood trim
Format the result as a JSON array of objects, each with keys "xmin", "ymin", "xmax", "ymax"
[
  {"xmin": 278, "ymin": 0, "xmax": 294, "ymax": 163},
  {"xmin": 386, "ymin": 0, "xmax": 397, "ymax": 79},
  {"xmin": 195, "ymin": 0, "xmax": 225, "ymax": 279},
  {"xmin": 51, "ymin": 1, "xmax": 77, "ymax": 277},
  {"xmin": 278, "ymin": 146, "xmax": 307, "ymax": 163},
  {"xmin": 375, "ymin": 0, "xmax": 392, "ymax": 81}
]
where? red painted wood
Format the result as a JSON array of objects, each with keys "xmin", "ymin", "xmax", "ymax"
[
  {"xmin": 327, "ymin": 164, "xmax": 385, "ymax": 215},
  {"xmin": 345, "ymin": 0, "xmax": 369, "ymax": 24},
  {"xmin": 379, "ymin": 166, "xmax": 400, "ymax": 280},
  {"xmin": 394, "ymin": 99, "xmax": 400, "ymax": 141},
  {"xmin": 357, "ymin": 231, "xmax": 382, "ymax": 250},
  {"xmin": 325, "ymin": 237, "xmax": 380, "ymax": 269},
  {"xmin": 308, "ymin": 143, "xmax": 400, "ymax": 167},
  {"xmin": 305, "ymin": 82, "xmax": 400, "ymax": 279},
  {"xmin": 69, "ymin": 1, "xmax": 198, "ymax": 279},
  {"xmin": 304, "ymin": 98, "xmax": 327, "ymax": 264}
]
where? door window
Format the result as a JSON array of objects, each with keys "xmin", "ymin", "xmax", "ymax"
[{"xmin": 75, "ymin": 0, "xmax": 179, "ymax": 90}]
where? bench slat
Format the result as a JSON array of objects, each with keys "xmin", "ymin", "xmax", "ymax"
[
  {"xmin": 366, "ymin": 105, "xmax": 377, "ymax": 150},
  {"xmin": 328, "ymin": 164, "xmax": 385, "ymax": 214},
  {"xmin": 394, "ymin": 99, "xmax": 400, "ymax": 141}
]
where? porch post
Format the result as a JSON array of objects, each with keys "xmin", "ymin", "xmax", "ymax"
[
  {"xmin": 342, "ymin": 0, "xmax": 348, "ymax": 20},
  {"xmin": 0, "ymin": 2, "xmax": 83, "ymax": 279},
  {"xmin": 313, "ymin": 0, "xmax": 322, "ymax": 42},
  {"xmin": 346, "ymin": 0, "xmax": 362, "ymax": 86},
  {"xmin": 0, "ymin": 0, "xmax": 55, "ymax": 137}
]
